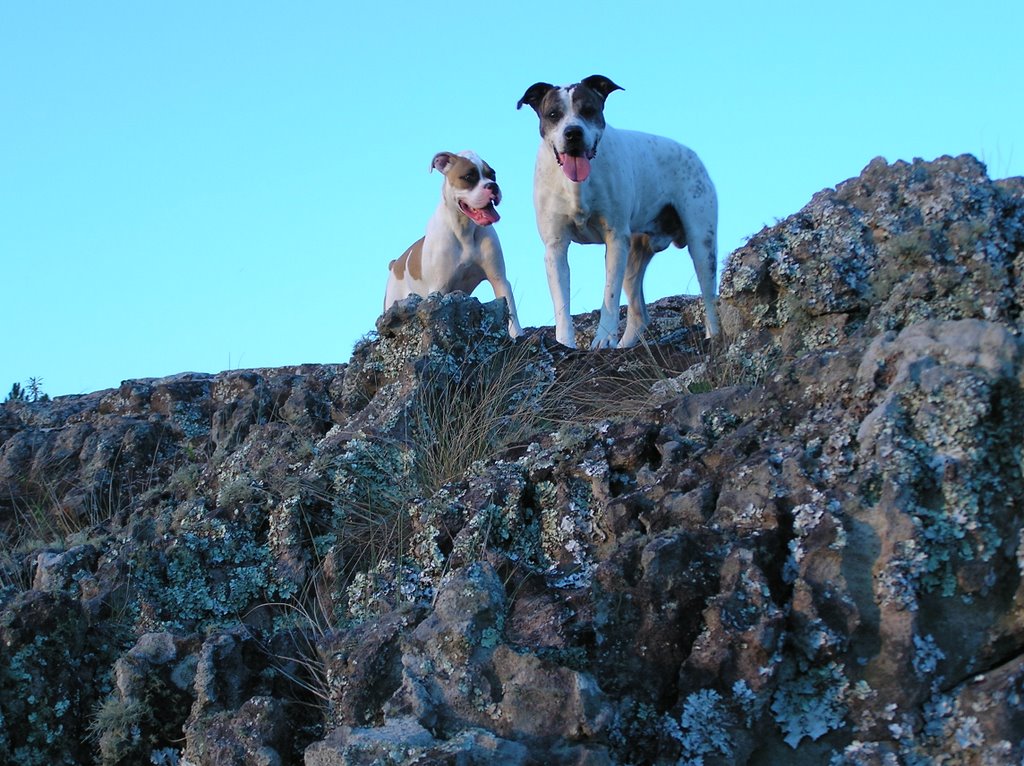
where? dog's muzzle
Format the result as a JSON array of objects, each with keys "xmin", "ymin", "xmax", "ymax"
[
  {"xmin": 458, "ymin": 183, "xmax": 501, "ymax": 226},
  {"xmin": 554, "ymin": 128, "xmax": 598, "ymax": 183}
]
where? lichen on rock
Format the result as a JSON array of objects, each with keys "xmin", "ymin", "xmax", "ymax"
[{"xmin": 1, "ymin": 154, "xmax": 1023, "ymax": 764}]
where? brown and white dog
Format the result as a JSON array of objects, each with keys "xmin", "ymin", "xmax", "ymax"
[
  {"xmin": 517, "ymin": 75, "xmax": 720, "ymax": 349},
  {"xmin": 384, "ymin": 151, "xmax": 523, "ymax": 337}
]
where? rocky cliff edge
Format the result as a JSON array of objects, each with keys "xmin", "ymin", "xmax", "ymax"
[{"xmin": 1, "ymin": 154, "xmax": 1023, "ymax": 765}]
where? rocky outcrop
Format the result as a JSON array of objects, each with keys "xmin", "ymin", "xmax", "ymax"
[{"xmin": 1, "ymin": 154, "xmax": 1022, "ymax": 765}]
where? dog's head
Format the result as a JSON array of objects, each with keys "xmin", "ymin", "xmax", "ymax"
[
  {"xmin": 432, "ymin": 151, "xmax": 501, "ymax": 225},
  {"xmin": 517, "ymin": 75, "xmax": 623, "ymax": 183}
]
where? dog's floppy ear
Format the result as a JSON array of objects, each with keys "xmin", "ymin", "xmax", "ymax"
[
  {"xmin": 517, "ymin": 82, "xmax": 555, "ymax": 114},
  {"xmin": 431, "ymin": 152, "xmax": 456, "ymax": 173},
  {"xmin": 580, "ymin": 74, "xmax": 623, "ymax": 102}
]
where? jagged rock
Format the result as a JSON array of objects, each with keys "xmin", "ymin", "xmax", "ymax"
[
  {"xmin": 0, "ymin": 590, "xmax": 100, "ymax": 764},
  {"xmin": 91, "ymin": 631, "xmax": 200, "ymax": 764},
  {"xmin": 32, "ymin": 543, "xmax": 99, "ymax": 591},
  {"xmin": 720, "ymin": 153, "xmax": 1024, "ymax": 377},
  {"xmin": 312, "ymin": 607, "xmax": 413, "ymax": 728},
  {"xmin": 304, "ymin": 716, "xmax": 532, "ymax": 765},
  {"xmin": 183, "ymin": 696, "xmax": 289, "ymax": 766},
  {"xmin": 384, "ymin": 562, "xmax": 613, "ymax": 751},
  {"xmin": 1, "ymin": 154, "xmax": 1022, "ymax": 765}
]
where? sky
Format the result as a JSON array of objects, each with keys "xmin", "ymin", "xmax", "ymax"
[{"xmin": 2, "ymin": 2, "xmax": 1021, "ymax": 399}]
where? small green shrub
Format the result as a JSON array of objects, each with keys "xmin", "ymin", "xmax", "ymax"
[{"xmin": 4, "ymin": 378, "xmax": 49, "ymax": 403}]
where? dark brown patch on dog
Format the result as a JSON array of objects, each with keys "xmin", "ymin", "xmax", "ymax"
[
  {"xmin": 517, "ymin": 82, "xmax": 555, "ymax": 114},
  {"xmin": 570, "ymin": 84, "xmax": 609, "ymax": 130},
  {"xmin": 518, "ymin": 85, "xmax": 571, "ymax": 139},
  {"xmin": 520, "ymin": 77, "xmax": 621, "ymax": 141},
  {"xmin": 518, "ymin": 76, "xmax": 622, "ymax": 138},
  {"xmin": 391, "ymin": 237, "xmax": 424, "ymax": 281},
  {"xmin": 579, "ymin": 74, "xmax": 623, "ymax": 101},
  {"xmin": 443, "ymin": 155, "xmax": 482, "ymax": 191},
  {"xmin": 539, "ymin": 89, "xmax": 568, "ymax": 135}
]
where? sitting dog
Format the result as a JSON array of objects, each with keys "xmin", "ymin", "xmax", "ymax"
[
  {"xmin": 517, "ymin": 75, "xmax": 720, "ymax": 348},
  {"xmin": 384, "ymin": 151, "xmax": 523, "ymax": 337}
]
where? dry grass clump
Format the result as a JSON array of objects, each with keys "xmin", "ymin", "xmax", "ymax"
[{"xmin": 408, "ymin": 341, "xmax": 557, "ymax": 490}]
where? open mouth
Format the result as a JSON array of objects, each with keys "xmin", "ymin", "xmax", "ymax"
[
  {"xmin": 459, "ymin": 200, "xmax": 500, "ymax": 226},
  {"xmin": 554, "ymin": 148, "xmax": 597, "ymax": 183}
]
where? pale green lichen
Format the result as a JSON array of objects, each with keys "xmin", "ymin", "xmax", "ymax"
[
  {"xmin": 905, "ymin": 689, "xmax": 1019, "ymax": 765},
  {"xmin": 665, "ymin": 688, "xmax": 735, "ymax": 764},
  {"xmin": 133, "ymin": 500, "xmax": 295, "ymax": 630},
  {"xmin": 0, "ymin": 615, "xmax": 122, "ymax": 766},
  {"xmin": 771, "ymin": 659, "xmax": 850, "ymax": 748},
  {"xmin": 911, "ymin": 633, "xmax": 945, "ymax": 684},
  {"xmin": 702, "ymin": 407, "xmax": 742, "ymax": 442},
  {"xmin": 866, "ymin": 361, "xmax": 1021, "ymax": 602}
]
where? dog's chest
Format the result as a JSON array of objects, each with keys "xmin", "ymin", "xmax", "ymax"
[
  {"xmin": 567, "ymin": 212, "xmax": 607, "ymax": 245},
  {"xmin": 559, "ymin": 187, "xmax": 616, "ymax": 245},
  {"xmin": 536, "ymin": 176, "xmax": 606, "ymax": 245},
  {"xmin": 423, "ymin": 221, "xmax": 490, "ymax": 291},
  {"xmin": 439, "ymin": 259, "xmax": 487, "ymax": 294}
]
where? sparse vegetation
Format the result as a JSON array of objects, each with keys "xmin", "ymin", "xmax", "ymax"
[
  {"xmin": 2, "ymin": 451, "xmax": 130, "ymax": 557},
  {"xmin": 88, "ymin": 696, "xmax": 149, "ymax": 765},
  {"xmin": 4, "ymin": 377, "xmax": 49, "ymax": 403},
  {"xmin": 408, "ymin": 341, "xmax": 557, "ymax": 489}
]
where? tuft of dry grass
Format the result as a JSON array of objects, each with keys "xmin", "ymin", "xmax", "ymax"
[
  {"xmin": 249, "ymin": 598, "xmax": 335, "ymax": 716},
  {"xmin": 546, "ymin": 336, "xmax": 705, "ymax": 422},
  {"xmin": 407, "ymin": 341, "xmax": 557, "ymax": 491},
  {"xmin": 87, "ymin": 695, "xmax": 149, "ymax": 765}
]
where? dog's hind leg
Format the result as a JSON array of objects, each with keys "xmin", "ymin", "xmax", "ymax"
[
  {"xmin": 619, "ymin": 235, "xmax": 655, "ymax": 348},
  {"xmin": 680, "ymin": 208, "xmax": 721, "ymax": 338}
]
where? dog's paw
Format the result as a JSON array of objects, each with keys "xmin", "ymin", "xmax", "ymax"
[{"xmin": 590, "ymin": 333, "xmax": 619, "ymax": 350}]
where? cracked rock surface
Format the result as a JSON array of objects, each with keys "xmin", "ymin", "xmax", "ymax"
[{"xmin": 1, "ymin": 154, "xmax": 1023, "ymax": 765}]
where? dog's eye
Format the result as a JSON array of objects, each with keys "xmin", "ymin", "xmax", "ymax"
[
  {"xmin": 462, "ymin": 173, "xmax": 477, "ymax": 183},
  {"xmin": 580, "ymin": 105, "xmax": 596, "ymax": 118},
  {"xmin": 546, "ymin": 110, "xmax": 562, "ymax": 121}
]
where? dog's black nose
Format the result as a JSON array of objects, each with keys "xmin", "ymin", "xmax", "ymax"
[
  {"xmin": 564, "ymin": 125, "xmax": 583, "ymax": 144},
  {"xmin": 485, "ymin": 182, "xmax": 499, "ymax": 194}
]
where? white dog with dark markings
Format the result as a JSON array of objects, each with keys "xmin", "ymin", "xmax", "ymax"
[
  {"xmin": 385, "ymin": 150, "xmax": 523, "ymax": 338},
  {"xmin": 517, "ymin": 74, "xmax": 720, "ymax": 348}
]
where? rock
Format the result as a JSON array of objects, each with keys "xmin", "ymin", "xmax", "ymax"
[
  {"xmin": 720, "ymin": 153, "xmax": 1024, "ymax": 378},
  {"xmin": 183, "ymin": 696, "xmax": 289, "ymax": 766},
  {"xmin": 1, "ymin": 154, "xmax": 1022, "ymax": 764},
  {"xmin": 32, "ymin": 543, "xmax": 98, "ymax": 591},
  {"xmin": 304, "ymin": 716, "xmax": 531, "ymax": 766}
]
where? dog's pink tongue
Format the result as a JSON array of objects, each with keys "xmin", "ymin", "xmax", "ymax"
[
  {"xmin": 560, "ymin": 153, "xmax": 591, "ymax": 183},
  {"xmin": 479, "ymin": 205, "xmax": 500, "ymax": 225},
  {"xmin": 470, "ymin": 204, "xmax": 500, "ymax": 226}
]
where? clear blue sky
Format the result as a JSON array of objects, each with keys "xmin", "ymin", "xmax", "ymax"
[{"xmin": 3, "ymin": 2, "xmax": 1021, "ymax": 397}]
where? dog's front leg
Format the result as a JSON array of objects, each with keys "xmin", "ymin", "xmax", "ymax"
[
  {"xmin": 489, "ymin": 276, "xmax": 524, "ymax": 338},
  {"xmin": 479, "ymin": 237, "xmax": 524, "ymax": 338},
  {"xmin": 544, "ymin": 239, "xmax": 575, "ymax": 347},
  {"xmin": 592, "ymin": 233, "xmax": 630, "ymax": 349}
]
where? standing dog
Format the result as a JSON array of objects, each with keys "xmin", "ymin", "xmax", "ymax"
[
  {"xmin": 517, "ymin": 75, "xmax": 720, "ymax": 348},
  {"xmin": 385, "ymin": 150, "xmax": 523, "ymax": 338}
]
